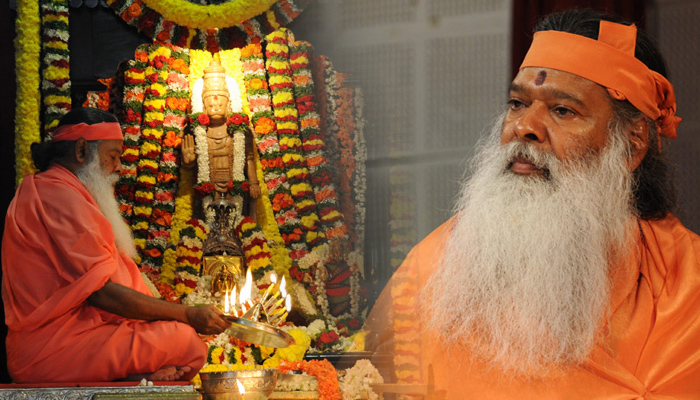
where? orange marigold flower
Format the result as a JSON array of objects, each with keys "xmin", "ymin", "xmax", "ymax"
[
  {"xmin": 293, "ymin": 75, "xmax": 310, "ymax": 85},
  {"xmin": 125, "ymin": 3, "xmax": 142, "ymax": 19}
]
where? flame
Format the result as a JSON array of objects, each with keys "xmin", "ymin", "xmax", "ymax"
[
  {"xmin": 230, "ymin": 289, "xmax": 237, "ymax": 316},
  {"xmin": 279, "ymin": 276, "xmax": 287, "ymax": 298},
  {"xmin": 270, "ymin": 273, "xmax": 277, "ymax": 284},
  {"xmin": 236, "ymin": 379, "xmax": 245, "ymax": 394},
  {"xmin": 240, "ymin": 268, "xmax": 253, "ymax": 312},
  {"xmin": 224, "ymin": 290, "xmax": 230, "ymax": 315},
  {"xmin": 285, "ymin": 293, "xmax": 292, "ymax": 312}
]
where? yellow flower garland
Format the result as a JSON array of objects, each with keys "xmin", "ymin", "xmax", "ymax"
[
  {"xmin": 15, "ymin": 0, "xmax": 42, "ymax": 185},
  {"xmin": 140, "ymin": 0, "xmax": 277, "ymax": 30}
]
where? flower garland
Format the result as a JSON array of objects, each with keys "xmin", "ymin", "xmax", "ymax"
[
  {"xmin": 278, "ymin": 359, "xmax": 341, "ymax": 400},
  {"xmin": 174, "ymin": 218, "xmax": 208, "ymax": 297},
  {"xmin": 151, "ymin": 44, "xmax": 190, "ymax": 282},
  {"xmin": 266, "ymin": 29, "xmax": 327, "ymax": 259},
  {"xmin": 241, "ymin": 43, "xmax": 309, "ymax": 264},
  {"xmin": 190, "ymin": 113, "xmax": 249, "ymax": 195},
  {"xmin": 235, "ymin": 217, "xmax": 273, "ymax": 279},
  {"xmin": 116, "ymin": 46, "xmax": 148, "ymax": 232},
  {"xmin": 141, "ymin": 0, "xmax": 277, "ymax": 30},
  {"xmin": 334, "ymin": 83, "xmax": 358, "ymax": 248},
  {"xmin": 14, "ymin": 0, "xmax": 41, "ymax": 184},
  {"xmin": 338, "ymin": 359, "xmax": 383, "ymax": 400},
  {"xmin": 240, "ymin": 43, "xmax": 298, "ymax": 274},
  {"xmin": 135, "ymin": 45, "xmax": 169, "ymax": 272},
  {"xmin": 288, "ymin": 40, "xmax": 348, "ymax": 245},
  {"xmin": 105, "ymin": 0, "xmax": 312, "ymax": 52},
  {"xmin": 40, "ymin": 0, "xmax": 71, "ymax": 136},
  {"xmin": 350, "ymin": 89, "xmax": 367, "ymax": 275}
]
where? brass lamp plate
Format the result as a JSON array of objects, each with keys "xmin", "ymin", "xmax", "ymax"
[{"xmin": 224, "ymin": 316, "xmax": 295, "ymax": 349}]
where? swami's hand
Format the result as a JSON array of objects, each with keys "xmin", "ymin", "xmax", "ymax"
[{"xmin": 185, "ymin": 305, "xmax": 229, "ymax": 335}]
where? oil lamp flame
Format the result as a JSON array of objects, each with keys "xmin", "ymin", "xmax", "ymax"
[
  {"xmin": 279, "ymin": 276, "xmax": 287, "ymax": 298},
  {"xmin": 240, "ymin": 268, "xmax": 253, "ymax": 312},
  {"xmin": 285, "ymin": 293, "xmax": 292, "ymax": 312},
  {"xmin": 236, "ymin": 379, "xmax": 245, "ymax": 394},
  {"xmin": 224, "ymin": 291, "xmax": 230, "ymax": 315}
]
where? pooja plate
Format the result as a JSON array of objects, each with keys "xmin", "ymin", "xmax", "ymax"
[{"xmin": 224, "ymin": 316, "xmax": 295, "ymax": 348}]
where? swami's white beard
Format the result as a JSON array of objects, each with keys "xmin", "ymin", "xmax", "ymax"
[
  {"xmin": 76, "ymin": 145, "xmax": 138, "ymax": 260},
  {"xmin": 423, "ymin": 118, "xmax": 637, "ymax": 376}
]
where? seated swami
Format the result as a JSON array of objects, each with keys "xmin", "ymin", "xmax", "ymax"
[{"xmin": 2, "ymin": 107, "xmax": 229, "ymax": 383}]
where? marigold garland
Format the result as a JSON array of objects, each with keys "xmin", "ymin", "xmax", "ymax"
[
  {"xmin": 40, "ymin": 0, "xmax": 71, "ymax": 136},
  {"xmin": 141, "ymin": 0, "xmax": 277, "ymax": 30},
  {"xmin": 266, "ymin": 29, "xmax": 326, "ymax": 255},
  {"xmin": 278, "ymin": 359, "xmax": 341, "ymax": 400},
  {"xmin": 116, "ymin": 45, "xmax": 148, "ymax": 230},
  {"xmin": 105, "ymin": 0, "xmax": 312, "ymax": 52},
  {"xmin": 15, "ymin": 0, "xmax": 42, "ymax": 185}
]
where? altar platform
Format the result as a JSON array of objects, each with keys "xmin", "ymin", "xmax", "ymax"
[{"xmin": 0, "ymin": 381, "xmax": 200, "ymax": 399}]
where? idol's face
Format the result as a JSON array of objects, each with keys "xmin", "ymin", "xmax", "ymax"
[
  {"xmin": 500, "ymin": 67, "xmax": 615, "ymax": 176},
  {"xmin": 203, "ymin": 92, "xmax": 229, "ymax": 123}
]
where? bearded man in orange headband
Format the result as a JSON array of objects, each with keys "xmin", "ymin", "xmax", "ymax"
[
  {"xmin": 367, "ymin": 9, "xmax": 700, "ymax": 398},
  {"xmin": 2, "ymin": 107, "xmax": 229, "ymax": 383}
]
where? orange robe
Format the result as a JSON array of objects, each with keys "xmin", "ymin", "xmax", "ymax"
[
  {"xmin": 1, "ymin": 165, "xmax": 206, "ymax": 383},
  {"xmin": 371, "ymin": 215, "xmax": 700, "ymax": 399}
]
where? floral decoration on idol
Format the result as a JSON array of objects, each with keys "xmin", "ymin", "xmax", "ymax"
[
  {"xmin": 104, "ymin": 0, "xmax": 312, "ymax": 52},
  {"xmin": 15, "ymin": 0, "xmax": 42, "ymax": 184},
  {"xmin": 40, "ymin": 0, "xmax": 71, "ymax": 136}
]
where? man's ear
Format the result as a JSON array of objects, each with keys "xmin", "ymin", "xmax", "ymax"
[
  {"xmin": 627, "ymin": 118, "xmax": 650, "ymax": 172},
  {"xmin": 74, "ymin": 138, "xmax": 88, "ymax": 164}
]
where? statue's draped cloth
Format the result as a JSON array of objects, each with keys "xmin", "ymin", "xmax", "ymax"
[
  {"xmin": 2, "ymin": 165, "xmax": 206, "ymax": 382},
  {"xmin": 368, "ymin": 214, "xmax": 700, "ymax": 398}
]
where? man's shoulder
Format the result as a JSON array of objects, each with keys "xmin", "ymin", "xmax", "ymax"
[
  {"xmin": 12, "ymin": 166, "xmax": 91, "ymax": 216},
  {"xmin": 640, "ymin": 214, "xmax": 700, "ymax": 285}
]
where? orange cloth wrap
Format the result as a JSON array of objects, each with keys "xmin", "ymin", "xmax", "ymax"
[
  {"xmin": 1, "ymin": 165, "xmax": 206, "ymax": 383},
  {"xmin": 367, "ymin": 214, "xmax": 700, "ymax": 398},
  {"xmin": 520, "ymin": 21, "xmax": 681, "ymax": 139},
  {"xmin": 51, "ymin": 122, "xmax": 124, "ymax": 142}
]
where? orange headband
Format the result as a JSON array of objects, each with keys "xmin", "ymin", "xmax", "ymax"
[
  {"xmin": 520, "ymin": 21, "xmax": 681, "ymax": 139},
  {"xmin": 51, "ymin": 122, "xmax": 124, "ymax": 142}
]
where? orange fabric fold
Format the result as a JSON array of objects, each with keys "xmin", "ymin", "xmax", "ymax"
[
  {"xmin": 520, "ymin": 21, "xmax": 681, "ymax": 139},
  {"xmin": 369, "ymin": 214, "xmax": 700, "ymax": 399},
  {"xmin": 1, "ymin": 165, "xmax": 205, "ymax": 383}
]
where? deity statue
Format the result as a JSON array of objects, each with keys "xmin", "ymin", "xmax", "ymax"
[
  {"xmin": 183, "ymin": 59, "xmax": 264, "ymax": 290},
  {"xmin": 183, "ymin": 59, "xmax": 261, "ymax": 210}
]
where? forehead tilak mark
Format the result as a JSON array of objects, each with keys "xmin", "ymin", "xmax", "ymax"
[{"xmin": 535, "ymin": 70, "xmax": 547, "ymax": 86}]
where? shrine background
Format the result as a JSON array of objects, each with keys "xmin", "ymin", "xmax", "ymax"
[{"xmin": 2, "ymin": 0, "xmax": 700, "ymax": 384}]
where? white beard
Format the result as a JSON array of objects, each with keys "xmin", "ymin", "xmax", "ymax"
[
  {"xmin": 76, "ymin": 145, "xmax": 138, "ymax": 260},
  {"xmin": 422, "ymin": 118, "xmax": 637, "ymax": 376}
]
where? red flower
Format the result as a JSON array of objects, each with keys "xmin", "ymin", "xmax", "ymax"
[
  {"xmin": 197, "ymin": 113, "xmax": 210, "ymax": 126},
  {"xmin": 319, "ymin": 331, "xmax": 339, "ymax": 344},
  {"xmin": 241, "ymin": 181, "xmax": 249, "ymax": 192},
  {"xmin": 348, "ymin": 318, "xmax": 361, "ymax": 330},
  {"xmin": 195, "ymin": 182, "xmax": 215, "ymax": 196},
  {"xmin": 229, "ymin": 114, "xmax": 245, "ymax": 126}
]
